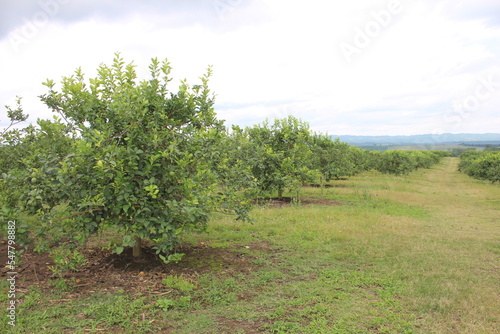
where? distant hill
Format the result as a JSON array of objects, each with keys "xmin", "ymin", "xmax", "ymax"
[{"xmin": 331, "ymin": 133, "xmax": 500, "ymax": 146}]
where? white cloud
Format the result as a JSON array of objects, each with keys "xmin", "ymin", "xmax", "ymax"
[{"xmin": 1, "ymin": 0, "xmax": 500, "ymax": 135}]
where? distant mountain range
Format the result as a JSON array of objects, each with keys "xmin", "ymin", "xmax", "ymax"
[{"xmin": 331, "ymin": 133, "xmax": 500, "ymax": 146}]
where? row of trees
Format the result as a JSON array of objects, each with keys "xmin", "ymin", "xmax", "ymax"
[
  {"xmin": 0, "ymin": 55, "xmax": 447, "ymax": 263},
  {"xmin": 221, "ymin": 119, "xmax": 448, "ymax": 201},
  {"xmin": 222, "ymin": 118, "xmax": 372, "ymax": 201},
  {"xmin": 374, "ymin": 150, "xmax": 448, "ymax": 176},
  {"xmin": 458, "ymin": 151, "xmax": 500, "ymax": 183}
]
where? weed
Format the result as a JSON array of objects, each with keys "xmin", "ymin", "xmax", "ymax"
[
  {"xmin": 196, "ymin": 275, "xmax": 239, "ymax": 306},
  {"xmin": 264, "ymin": 320, "xmax": 301, "ymax": 333},
  {"xmin": 50, "ymin": 277, "xmax": 76, "ymax": 292},
  {"xmin": 20, "ymin": 286, "xmax": 42, "ymax": 309},
  {"xmin": 82, "ymin": 292, "xmax": 148, "ymax": 327},
  {"xmin": 162, "ymin": 274, "xmax": 197, "ymax": 292},
  {"xmin": 159, "ymin": 252, "xmax": 185, "ymax": 264},
  {"xmin": 48, "ymin": 247, "xmax": 86, "ymax": 277},
  {"xmin": 156, "ymin": 298, "xmax": 176, "ymax": 311}
]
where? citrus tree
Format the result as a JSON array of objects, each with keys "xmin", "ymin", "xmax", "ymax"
[
  {"xmin": 1, "ymin": 54, "xmax": 249, "ymax": 260},
  {"xmin": 349, "ymin": 146, "xmax": 374, "ymax": 175},
  {"xmin": 376, "ymin": 150, "xmax": 417, "ymax": 175},
  {"xmin": 238, "ymin": 116, "xmax": 319, "ymax": 199},
  {"xmin": 0, "ymin": 97, "xmax": 29, "ymax": 173},
  {"xmin": 459, "ymin": 151, "xmax": 500, "ymax": 183},
  {"xmin": 376, "ymin": 150, "xmax": 446, "ymax": 176},
  {"xmin": 311, "ymin": 136, "xmax": 356, "ymax": 181}
]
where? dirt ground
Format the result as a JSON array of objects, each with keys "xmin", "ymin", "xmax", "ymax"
[
  {"xmin": 0, "ymin": 239, "xmax": 264, "ymax": 300},
  {"xmin": 0, "ymin": 196, "xmax": 343, "ymax": 301}
]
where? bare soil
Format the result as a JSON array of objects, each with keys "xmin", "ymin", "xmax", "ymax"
[
  {"xmin": 0, "ymin": 239, "xmax": 262, "ymax": 299},
  {"xmin": 254, "ymin": 196, "xmax": 345, "ymax": 207}
]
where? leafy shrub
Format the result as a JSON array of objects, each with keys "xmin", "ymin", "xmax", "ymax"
[
  {"xmin": 229, "ymin": 116, "xmax": 319, "ymax": 199},
  {"xmin": 0, "ymin": 54, "xmax": 250, "ymax": 263},
  {"xmin": 459, "ymin": 151, "xmax": 500, "ymax": 183},
  {"xmin": 376, "ymin": 150, "xmax": 417, "ymax": 175},
  {"xmin": 376, "ymin": 150, "xmax": 445, "ymax": 176}
]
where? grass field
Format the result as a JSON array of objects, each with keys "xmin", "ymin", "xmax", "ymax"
[
  {"xmin": 2, "ymin": 157, "xmax": 499, "ymax": 333},
  {"xmin": 354, "ymin": 144, "xmax": 482, "ymax": 152},
  {"xmin": 390, "ymin": 145, "xmax": 483, "ymax": 152}
]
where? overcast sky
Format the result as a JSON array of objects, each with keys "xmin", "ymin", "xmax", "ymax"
[{"xmin": 1, "ymin": 0, "xmax": 500, "ymax": 135}]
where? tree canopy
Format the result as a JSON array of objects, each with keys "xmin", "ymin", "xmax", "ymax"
[{"xmin": 1, "ymin": 54, "xmax": 249, "ymax": 260}]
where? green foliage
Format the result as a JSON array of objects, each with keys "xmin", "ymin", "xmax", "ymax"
[
  {"xmin": 48, "ymin": 248, "xmax": 87, "ymax": 277},
  {"xmin": 156, "ymin": 297, "xmax": 176, "ymax": 311},
  {"xmin": 1, "ymin": 96, "xmax": 28, "ymax": 138},
  {"xmin": 20, "ymin": 286, "xmax": 43, "ymax": 309},
  {"xmin": 0, "ymin": 117, "xmax": 76, "ymax": 249},
  {"xmin": 449, "ymin": 147, "xmax": 477, "ymax": 157},
  {"xmin": 375, "ymin": 150, "xmax": 445, "ymax": 175},
  {"xmin": 207, "ymin": 125, "xmax": 259, "ymax": 203},
  {"xmin": 81, "ymin": 292, "xmax": 148, "ymax": 326},
  {"xmin": 50, "ymin": 277, "xmax": 77, "ymax": 292},
  {"xmin": 3, "ymin": 287, "xmax": 152, "ymax": 333},
  {"xmin": 158, "ymin": 252, "xmax": 185, "ymax": 264},
  {"xmin": 376, "ymin": 150, "xmax": 417, "ymax": 175},
  {"xmin": 0, "ymin": 53, "xmax": 249, "ymax": 262},
  {"xmin": 156, "ymin": 295, "xmax": 192, "ymax": 311},
  {"xmin": 162, "ymin": 275, "xmax": 197, "ymax": 292},
  {"xmin": 311, "ymin": 136, "xmax": 358, "ymax": 181},
  {"xmin": 264, "ymin": 320, "xmax": 301, "ymax": 333},
  {"xmin": 459, "ymin": 151, "xmax": 500, "ymax": 183},
  {"xmin": 484, "ymin": 145, "xmax": 500, "ymax": 152},
  {"xmin": 0, "ymin": 53, "xmax": 452, "ymax": 274},
  {"xmin": 349, "ymin": 146, "xmax": 373, "ymax": 174},
  {"xmin": 196, "ymin": 275, "xmax": 239, "ymax": 306},
  {"xmin": 229, "ymin": 116, "xmax": 320, "ymax": 199}
]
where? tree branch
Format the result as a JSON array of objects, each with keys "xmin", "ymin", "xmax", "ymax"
[{"xmin": 53, "ymin": 207, "xmax": 104, "ymax": 222}]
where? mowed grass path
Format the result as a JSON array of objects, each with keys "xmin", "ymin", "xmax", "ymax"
[
  {"xmin": 174, "ymin": 157, "xmax": 499, "ymax": 333},
  {"xmin": 192, "ymin": 157, "xmax": 499, "ymax": 333},
  {"xmin": 3, "ymin": 158, "xmax": 499, "ymax": 333},
  {"xmin": 355, "ymin": 157, "xmax": 500, "ymax": 333}
]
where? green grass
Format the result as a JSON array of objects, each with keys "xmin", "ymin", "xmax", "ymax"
[
  {"xmin": 3, "ymin": 158, "xmax": 499, "ymax": 333},
  {"xmin": 4, "ymin": 287, "xmax": 154, "ymax": 333},
  {"xmin": 391, "ymin": 145, "xmax": 484, "ymax": 152}
]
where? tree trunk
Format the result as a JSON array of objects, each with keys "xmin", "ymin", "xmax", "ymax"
[
  {"xmin": 278, "ymin": 186, "xmax": 283, "ymax": 200},
  {"xmin": 133, "ymin": 236, "xmax": 142, "ymax": 257}
]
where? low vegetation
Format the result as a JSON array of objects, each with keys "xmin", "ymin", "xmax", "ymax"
[
  {"xmin": 1, "ymin": 55, "xmax": 498, "ymax": 332},
  {"xmin": 458, "ymin": 151, "xmax": 500, "ymax": 183},
  {"xmin": 1, "ymin": 158, "xmax": 498, "ymax": 333}
]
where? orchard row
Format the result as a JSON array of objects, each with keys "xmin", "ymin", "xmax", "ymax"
[
  {"xmin": 0, "ymin": 55, "xmax": 447, "ymax": 261},
  {"xmin": 458, "ymin": 151, "xmax": 500, "ymax": 183},
  {"xmin": 218, "ymin": 116, "xmax": 449, "ymax": 201}
]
